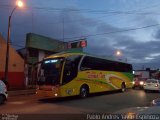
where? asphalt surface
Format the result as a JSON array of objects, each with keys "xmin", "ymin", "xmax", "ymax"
[{"xmin": 0, "ymin": 89, "xmax": 160, "ymax": 114}]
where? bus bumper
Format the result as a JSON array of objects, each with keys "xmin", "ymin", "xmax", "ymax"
[{"xmin": 36, "ymin": 86, "xmax": 60, "ymax": 98}]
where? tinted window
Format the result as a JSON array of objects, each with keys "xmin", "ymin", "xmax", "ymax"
[
  {"xmin": 81, "ymin": 56, "xmax": 132, "ymax": 72},
  {"xmin": 62, "ymin": 55, "xmax": 82, "ymax": 84}
]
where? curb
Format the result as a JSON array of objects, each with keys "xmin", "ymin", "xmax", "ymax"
[{"xmin": 8, "ymin": 89, "xmax": 36, "ymax": 97}]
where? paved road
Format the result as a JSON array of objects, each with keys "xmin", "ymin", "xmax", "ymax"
[{"xmin": 0, "ymin": 89, "xmax": 160, "ymax": 114}]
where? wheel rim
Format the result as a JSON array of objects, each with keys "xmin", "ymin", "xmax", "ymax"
[
  {"xmin": 121, "ymin": 84, "xmax": 125, "ymax": 92},
  {"xmin": 81, "ymin": 88, "xmax": 87, "ymax": 97}
]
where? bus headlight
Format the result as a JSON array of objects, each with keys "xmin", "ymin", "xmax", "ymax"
[
  {"xmin": 152, "ymin": 100, "xmax": 156, "ymax": 106},
  {"xmin": 54, "ymin": 93, "xmax": 58, "ymax": 97},
  {"xmin": 140, "ymin": 81, "xmax": 144, "ymax": 85},
  {"xmin": 36, "ymin": 86, "xmax": 39, "ymax": 90}
]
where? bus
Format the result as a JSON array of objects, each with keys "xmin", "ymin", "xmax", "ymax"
[{"xmin": 36, "ymin": 52, "xmax": 133, "ymax": 98}]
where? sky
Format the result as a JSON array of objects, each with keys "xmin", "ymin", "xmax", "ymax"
[{"xmin": 1, "ymin": 0, "xmax": 160, "ymax": 70}]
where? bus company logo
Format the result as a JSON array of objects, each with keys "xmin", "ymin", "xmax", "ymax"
[{"xmin": 86, "ymin": 72, "xmax": 105, "ymax": 79}]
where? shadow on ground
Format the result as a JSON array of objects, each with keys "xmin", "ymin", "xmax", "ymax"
[{"xmin": 38, "ymin": 90, "xmax": 123, "ymax": 103}]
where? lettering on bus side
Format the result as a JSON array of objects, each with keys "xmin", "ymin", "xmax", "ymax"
[{"xmin": 86, "ymin": 71, "xmax": 105, "ymax": 79}]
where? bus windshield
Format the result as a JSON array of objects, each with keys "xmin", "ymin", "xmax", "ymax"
[{"xmin": 38, "ymin": 58, "xmax": 64, "ymax": 85}]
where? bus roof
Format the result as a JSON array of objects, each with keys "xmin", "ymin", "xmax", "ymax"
[
  {"xmin": 45, "ymin": 51, "xmax": 130, "ymax": 65},
  {"xmin": 45, "ymin": 51, "xmax": 85, "ymax": 59}
]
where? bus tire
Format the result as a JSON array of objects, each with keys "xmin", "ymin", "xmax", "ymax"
[
  {"xmin": 121, "ymin": 83, "xmax": 126, "ymax": 92},
  {"xmin": 80, "ymin": 85, "xmax": 89, "ymax": 98},
  {"xmin": 145, "ymin": 90, "xmax": 148, "ymax": 92}
]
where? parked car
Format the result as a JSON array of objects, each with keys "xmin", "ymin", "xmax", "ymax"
[
  {"xmin": 0, "ymin": 80, "xmax": 8, "ymax": 104},
  {"xmin": 143, "ymin": 79, "xmax": 160, "ymax": 92},
  {"xmin": 132, "ymin": 78, "xmax": 146, "ymax": 89},
  {"xmin": 151, "ymin": 98, "xmax": 160, "ymax": 106}
]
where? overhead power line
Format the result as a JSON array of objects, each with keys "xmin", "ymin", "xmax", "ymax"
[
  {"xmin": 1, "ymin": 3, "xmax": 160, "ymax": 26},
  {"xmin": 9, "ymin": 23, "xmax": 160, "ymax": 48},
  {"xmin": 64, "ymin": 23, "xmax": 160, "ymax": 40},
  {"xmin": 1, "ymin": 3, "xmax": 160, "ymax": 15},
  {"xmin": 27, "ymin": 7, "xmax": 160, "ymax": 15}
]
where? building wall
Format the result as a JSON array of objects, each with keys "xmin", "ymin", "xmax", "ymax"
[
  {"xmin": 0, "ymin": 34, "xmax": 25, "ymax": 88},
  {"xmin": 26, "ymin": 33, "xmax": 67, "ymax": 52},
  {"xmin": 37, "ymin": 50, "xmax": 45, "ymax": 75}
]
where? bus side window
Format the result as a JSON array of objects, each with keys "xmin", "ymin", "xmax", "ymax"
[{"xmin": 62, "ymin": 55, "xmax": 82, "ymax": 84}]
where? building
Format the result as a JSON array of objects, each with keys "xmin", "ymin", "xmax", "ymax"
[
  {"xmin": 133, "ymin": 69, "xmax": 160, "ymax": 80},
  {"xmin": 19, "ymin": 33, "xmax": 83, "ymax": 87},
  {"xmin": 0, "ymin": 34, "xmax": 25, "ymax": 89},
  {"xmin": 0, "ymin": 32, "xmax": 84, "ymax": 89},
  {"xmin": 133, "ymin": 70, "xmax": 150, "ymax": 80}
]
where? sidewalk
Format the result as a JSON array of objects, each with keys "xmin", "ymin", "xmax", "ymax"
[{"xmin": 8, "ymin": 89, "xmax": 36, "ymax": 97}]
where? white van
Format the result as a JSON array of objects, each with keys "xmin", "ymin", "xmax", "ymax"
[{"xmin": 0, "ymin": 80, "xmax": 8, "ymax": 104}]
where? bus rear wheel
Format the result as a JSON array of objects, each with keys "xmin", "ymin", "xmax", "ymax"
[
  {"xmin": 121, "ymin": 83, "xmax": 126, "ymax": 92},
  {"xmin": 80, "ymin": 85, "xmax": 89, "ymax": 98}
]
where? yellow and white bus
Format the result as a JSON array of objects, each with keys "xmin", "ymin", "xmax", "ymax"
[{"xmin": 36, "ymin": 52, "xmax": 133, "ymax": 98}]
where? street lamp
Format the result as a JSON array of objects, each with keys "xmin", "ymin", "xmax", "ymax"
[
  {"xmin": 4, "ymin": 1, "xmax": 24, "ymax": 82},
  {"xmin": 115, "ymin": 50, "xmax": 122, "ymax": 56},
  {"xmin": 115, "ymin": 50, "xmax": 128, "ymax": 62},
  {"xmin": 114, "ymin": 50, "xmax": 123, "ymax": 61},
  {"xmin": 16, "ymin": 1, "xmax": 23, "ymax": 7}
]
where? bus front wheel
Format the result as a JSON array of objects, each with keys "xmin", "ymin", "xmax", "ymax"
[
  {"xmin": 80, "ymin": 85, "xmax": 89, "ymax": 98},
  {"xmin": 0, "ymin": 95, "xmax": 5, "ymax": 105}
]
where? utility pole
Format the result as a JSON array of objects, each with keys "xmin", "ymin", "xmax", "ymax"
[{"xmin": 4, "ymin": 1, "xmax": 23, "ymax": 82}]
